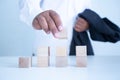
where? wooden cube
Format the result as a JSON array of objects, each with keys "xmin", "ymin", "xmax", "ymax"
[
  {"xmin": 56, "ymin": 47, "xmax": 68, "ymax": 67},
  {"xmin": 76, "ymin": 56, "xmax": 87, "ymax": 67},
  {"xmin": 19, "ymin": 57, "xmax": 32, "ymax": 68},
  {"xmin": 56, "ymin": 47, "xmax": 67, "ymax": 56},
  {"xmin": 37, "ymin": 46, "xmax": 50, "ymax": 67},
  {"xmin": 37, "ymin": 56, "xmax": 49, "ymax": 67},
  {"xmin": 76, "ymin": 46, "xmax": 87, "ymax": 56},
  {"xmin": 56, "ymin": 56, "xmax": 68, "ymax": 67},
  {"xmin": 37, "ymin": 46, "xmax": 50, "ymax": 56},
  {"xmin": 56, "ymin": 28, "xmax": 67, "ymax": 39},
  {"xmin": 76, "ymin": 46, "xmax": 87, "ymax": 67}
]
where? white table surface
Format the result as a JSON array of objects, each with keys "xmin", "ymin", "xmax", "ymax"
[{"xmin": 0, "ymin": 56, "xmax": 120, "ymax": 80}]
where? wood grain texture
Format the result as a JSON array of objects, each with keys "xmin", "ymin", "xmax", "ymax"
[
  {"xmin": 37, "ymin": 56, "xmax": 49, "ymax": 67},
  {"xmin": 37, "ymin": 46, "xmax": 50, "ymax": 56},
  {"xmin": 76, "ymin": 46, "xmax": 87, "ymax": 56},
  {"xmin": 56, "ymin": 47, "xmax": 67, "ymax": 56},
  {"xmin": 19, "ymin": 57, "xmax": 32, "ymax": 68},
  {"xmin": 37, "ymin": 46, "xmax": 50, "ymax": 67}
]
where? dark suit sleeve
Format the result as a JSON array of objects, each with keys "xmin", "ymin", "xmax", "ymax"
[
  {"xmin": 78, "ymin": 9, "xmax": 120, "ymax": 43},
  {"xmin": 69, "ymin": 9, "xmax": 120, "ymax": 56}
]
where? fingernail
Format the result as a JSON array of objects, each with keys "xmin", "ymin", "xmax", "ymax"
[{"xmin": 58, "ymin": 26, "xmax": 63, "ymax": 31}]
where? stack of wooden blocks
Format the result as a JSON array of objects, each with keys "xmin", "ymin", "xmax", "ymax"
[
  {"xmin": 56, "ymin": 47, "xmax": 68, "ymax": 67},
  {"xmin": 37, "ymin": 47, "xmax": 50, "ymax": 67},
  {"xmin": 18, "ymin": 28, "xmax": 87, "ymax": 68},
  {"xmin": 76, "ymin": 46, "xmax": 87, "ymax": 67}
]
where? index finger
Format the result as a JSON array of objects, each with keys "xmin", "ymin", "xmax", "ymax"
[{"xmin": 49, "ymin": 10, "xmax": 63, "ymax": 31}]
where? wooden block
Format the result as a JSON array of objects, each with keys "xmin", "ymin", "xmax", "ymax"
[
  {"xmin": 76, "ymin": 56, "xmax": 87, "ymax": 67},
  {"xmin": 37, "ymin": 46, "xmax": 50, "ymax": 67},
  {"xmin": 19, "ymin": 57, "xmax": 32, "ymax": 68},
  {"xmin": 37, "ymin": 56, "xmax": 49, "ymax": 67},
  {"xmin": 56, "ymin": 47, "xmax": 67, "ymax": 56},
  {"xmin": 37, "ymin": 46, "xmax": 50, "ymax": 56},
  {"xmin": 76, "ymin": 46, "xmax": 87, "ymax": 56},
  {"xmin": 56, "ymin": 56, "xmax": 68, "ymax": 67},
  {"xmin": 76, "ymin": 46, "xmax": 87, "ymax": 67},
  {"xmin": 56, "ymin": 47, "xmax": 68, "ymax": 67},
  {"xmin": 56, "ymin": 28, "xmax": 67, "ymax": 39}
]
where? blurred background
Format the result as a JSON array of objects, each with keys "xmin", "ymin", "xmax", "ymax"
[{"xmin": 0, "ymin": 0, "xmax": 120, "ymax": 56}]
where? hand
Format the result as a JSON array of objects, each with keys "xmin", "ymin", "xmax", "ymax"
[
  {"xmin": 74, "ymin": 17, "xmax": 89, "ymax": 32},
  {"xmin": 32, "ymin": 10, "xmax": 63, "ymax": 38}
]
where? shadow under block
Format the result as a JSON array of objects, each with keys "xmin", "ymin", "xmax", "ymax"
[
  {"xmin": 19, "ymin": 57, "xmax": 32, "ymax": 68},
  {"xmin": 37, "ymin": 47, "xmax": 50, "ymax": 67},
  {"xmin": 76, "ymin": 46, "xmax": 87, "ymax": 67},
  {"xmin": 56, "ymin": 28, "xmax": 67, "ymax": 39},
  {"xmin": 56, "ymin": 47, "xmax": 68, "ymax": 67}
]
